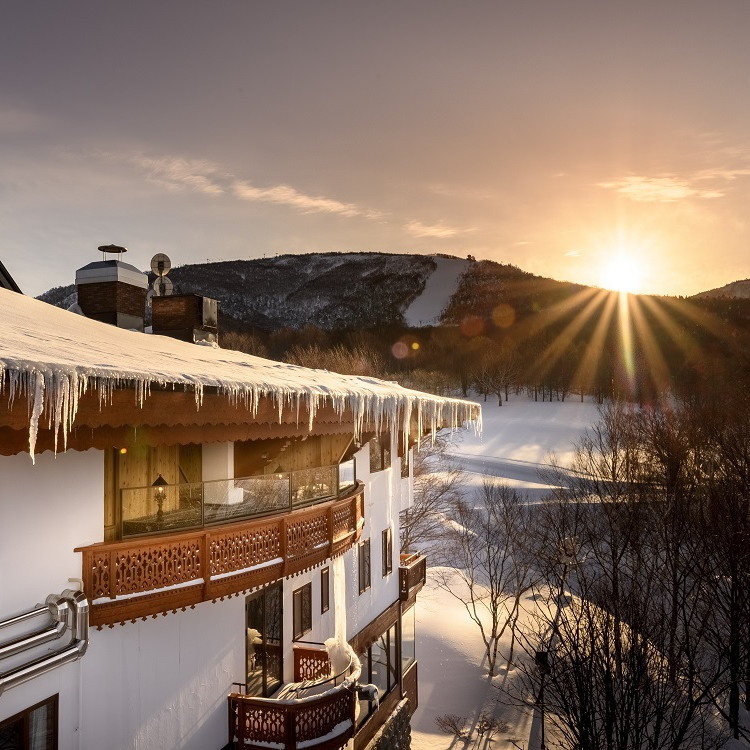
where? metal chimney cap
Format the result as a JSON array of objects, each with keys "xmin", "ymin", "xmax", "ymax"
[{"xmin": 98, "ymin": 244, "xmax": 127, "ymax": 254}]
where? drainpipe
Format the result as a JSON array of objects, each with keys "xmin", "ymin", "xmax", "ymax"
[{"xmin": 0, "ymin": 590, "xmax": 89, "ymax": 697}]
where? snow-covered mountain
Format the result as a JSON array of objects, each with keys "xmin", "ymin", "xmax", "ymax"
[
  {"xmin": 37, "ymin": 251, "xmax": 585, "ymax": 332},
  {"xmin": 693, "ymin": 278, "xmax": 750, "ymax": 299}
]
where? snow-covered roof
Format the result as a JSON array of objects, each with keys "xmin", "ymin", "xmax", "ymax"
[{"xmin": 0, "ymin": 288, "xmax": 480, "ymax": 457}]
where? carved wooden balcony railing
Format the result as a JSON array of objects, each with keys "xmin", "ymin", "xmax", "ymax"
[
  {"xmin": 229, "ymin": 648, "xmax": 359, "ymax": 750},
  {"xmin": 228, "ymin": 685, "xmax": 356, "ymax": 750},
  {"xmin": 294, "ymin": 646, "xmax": 331, "ymax": 682},
  {"xmin": 77, "ymin": 483, "xmax": 364, "ymax": 627},
  {"xmin": 398, "ymin": 552, "xmax": 427, "ymax": 602}
]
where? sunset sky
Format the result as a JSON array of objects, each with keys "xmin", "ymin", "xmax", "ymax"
[{"xmin": 3, "ymin": 1, "xmax": 750, "ymax": 298}]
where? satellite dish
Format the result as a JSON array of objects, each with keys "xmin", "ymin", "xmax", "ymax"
[
  {"xmin": 151, "ymin": 253, "xmax": 172, "ymax": 277},
  {"xmin": 153, "ymin": 276, "xmax": 173, "ymax": 297}
]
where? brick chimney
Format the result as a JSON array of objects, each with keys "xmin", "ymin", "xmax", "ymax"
[
  {"xmin": 75, "ymin": 256, "xmax": 148, "ymax": 331},
  {"xmin": 151, "ymin": 294, "xmax": 218, "ymax": 344}
]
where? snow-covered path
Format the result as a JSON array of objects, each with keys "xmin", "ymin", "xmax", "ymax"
[{"xmin": 448, "ymin": 452, "xmax": 560, "ymax": 487}]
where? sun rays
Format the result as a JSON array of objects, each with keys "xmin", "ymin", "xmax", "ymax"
[{"xmin": 515, "ymin": 285, "xmax": 729, "ymax": 402}]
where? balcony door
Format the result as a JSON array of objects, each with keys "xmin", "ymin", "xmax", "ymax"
[{"xmin": 246, "ymin": 582, "xmax": 283, "ymax": 697}]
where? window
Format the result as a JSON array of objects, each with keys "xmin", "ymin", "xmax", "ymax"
[
  {"xmin": 382, "ymin": 527, "xmax": 393, "ymax": 577},
  {"xmin": 370, "ymin": 636, "xmax": 389, "ymax": 701},
  {"xmin": 356, "ymin": 624, "xmax": 401, "ymax": 727},
  {"xmin": 369, "ymin": 435, "xmax": 391, "ymax": 472},
  {"xmin": 293, "ymin": 583, "xmax": 312, "ymax": 640},
  {"xmin": 400, "ymin": 450, "xmax": 410, "ymax": 478},
  {"xmin": 399, "ymin": 436, "xmax": 410, "ymax": 478},
  {"xmin": 338, "ymin": 458, "xmax": 356, "ymax": 490},
  {"xmin": 358, "ymin": 539, "xmax": 371, "ymax": 594},
  {"xmin": 402, "ymin": 605, "xmax": 416, "ymax": 673},
  {"xmin": 246, "ymin": 583, "xmax": 283, "ymax": 697},
  {"xmin": 321, "ymin": 566, "xmax": 330, "ymax": 614},
  {"xmin": 0, "ymin": 695, "xmax": 57, "ymax": 749}
]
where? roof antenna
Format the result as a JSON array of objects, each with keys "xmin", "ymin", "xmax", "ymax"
[{"xmin": 98, "ymin": 244, "xmax": 127, "ymax": 261}]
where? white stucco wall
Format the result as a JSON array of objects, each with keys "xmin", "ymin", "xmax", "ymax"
[
  {"xmin": 202, "ymin": 441, "xmax": 234, "ymax": 482},
  {"xmin": 344, "ymin": 442, "xmax": 400, "ymax": 640},
  {"xmin": 79, "ymin": 596, "xmax": 245, "ymax": 750},
  {"xmin": 0, "ymin": 449, "xmax": 103, "ymax": 743},
  {"xmin": 0, "ymin": 449, "xmax": 103, "ymax": 617}
]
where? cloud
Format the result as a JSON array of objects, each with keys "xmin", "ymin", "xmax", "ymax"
[
  {"xmin": 404, "ymin": 220, "xmax": 462, "ymax": 239},
  {"xmin": 231, "ymin": 180, "xmax": 371, "ymax": 218},
  {"xmin": 128, "ymin": 155, "xmax": 225, "ymax": 196},
  {"xmin": 103, "ymin": 150, "xmax": 383, "ymax": 219},
  {"xmin": 565, "ymin": 249, "xmax": 580, "ymax": 257},
  {"xmin": 599, "ymin": 175, "xmax": 724, "ymax": 203},
  {"xmin": 693, "ymin": 167, "xmax": 750, "ymax": 182},
  {"xmin": 99, "ymin": 148, "xmax": 478, "ymax": 237}
]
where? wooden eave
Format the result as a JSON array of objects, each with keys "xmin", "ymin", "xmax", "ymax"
[{"xmin": 0, "ymin": 386, "xmax": 427, "ymax": 456}]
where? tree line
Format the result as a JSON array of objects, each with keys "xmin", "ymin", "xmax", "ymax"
[{"xmin": 222, "ymin": 289, "xmax": 750, "ymax": 408}]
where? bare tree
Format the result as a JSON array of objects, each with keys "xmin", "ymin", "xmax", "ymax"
[
  {"xmin": 220, "ymin": 330, "xmax": 269, "ymax": 358},
  {"xmin": 472, "ymin": 345, "xmax": 519, "ymax": 406},
  {"xmin": 433, "ymin": 480, "xmax": 539, "ymax": 678},
  {"xmin": 399, "ymin": 436, "xmax": 464, "ymax": 554},
  {"xmin": 507, "ymin": 401, "xmax": 732, "ymax": 750},
  {"xmin": 285, "ymin": 343, "xmax": 386, "ymax": 377}
]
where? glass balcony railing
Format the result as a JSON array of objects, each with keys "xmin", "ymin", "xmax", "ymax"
[{"xmin": 120, "ymin": 459, "xmax": 357, "ymax": 539}]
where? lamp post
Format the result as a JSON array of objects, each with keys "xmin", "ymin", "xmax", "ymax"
[
  {"xmin": 152, "ymin": 474, "xmax": 168, "ymax": 527},
  {"xmin": 535, "ymin": 649, "xmax": 550, "ymax": 750}
]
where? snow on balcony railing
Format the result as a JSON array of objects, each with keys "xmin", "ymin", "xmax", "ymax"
[
  {"xmin": 399, "ymin": 552, "xmax": 427, "ymax": 601},
  {"xmin": 229, "ymin": 645, "xmax": 361, "ymax": 750}
]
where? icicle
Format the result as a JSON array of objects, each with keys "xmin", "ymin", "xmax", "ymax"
[
  {"xmin": 3, "ymin": 322, "xmax": 480, "ymax": 461},
  {"xmin": 27, "ymin": 372, "xmax": 45, "ymax": 462}
]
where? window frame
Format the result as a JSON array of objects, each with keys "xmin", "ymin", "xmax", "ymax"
[
  {"xmin": 401, "ymin": 604, "xmax": 416, "ymax": 673},
  {"xmin": 321, "ymin": 566, "xmax": 330, "ymax": 614},
  {"xmin": 0, "ymin": 694, "xmax": 58, "ymax": 750},
  {"xmin": 382, "ymin": 527, "xmax": 393, "ymax": 577},
  {"xmin": 369, "ymin": 434, "xmax": 392, "ymax": 473},
  {"xmin": 356, "ymin": 623, "xmax": 401, "ymax": 728},
  {"xmin": 292, "ymin": 582, "xmax": 313, "ymax": 641},
  {"xmin": 358, "ymin": 538, "xmax": 371, "ymax": 594}
]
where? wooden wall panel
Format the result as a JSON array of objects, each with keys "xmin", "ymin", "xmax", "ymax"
[
  {"xmin": 179, "ymin": 444, "xmax": 202, "ymax": 483},
  {"xmin": 103, "ymin": 448, "xmax": 117, "ymax": 542}
]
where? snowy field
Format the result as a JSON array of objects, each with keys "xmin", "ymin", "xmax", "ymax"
[
  {"xmin": 411, "ymin": 393, "xmax": 750, "ymax": 749},
  {"xmin": 411, "ymin": 393, "xmax": 602, "ymax": 750}
]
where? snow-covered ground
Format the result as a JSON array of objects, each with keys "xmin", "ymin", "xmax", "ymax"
[
  {"xmin": 403, "ymin": 256, "xmax": 470, "ymax": 327},
  {"xmin": 411, "ymin": 393, "xmax": 602, "ymax": 749},
  {"xmin": 452, "ymin": 393, "xmax": 600, "ymax": 468}
]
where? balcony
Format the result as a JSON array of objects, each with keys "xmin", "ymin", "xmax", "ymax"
[
  {"xmin": 77, "ymin": 483, "xmax": 364, "ymax": 628},
  {"xmin": 228, "ymin": 645, "xmax": 360, "ymax": 750},
  {"xmin": 120, "ymin": 460, "xmax": 356, "ymax": 539},
  {"xmin": 398, "ymin": 552, "xmax": 427, "ymax": 602}
]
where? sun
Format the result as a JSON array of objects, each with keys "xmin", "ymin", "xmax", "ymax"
[{"xmin": 600, "ymin": 253, "xmax": 643, "ymax": 294}]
